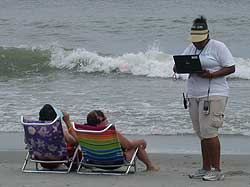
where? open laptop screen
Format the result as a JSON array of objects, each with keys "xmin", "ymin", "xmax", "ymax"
[{"xmin": 173, "ymin": 55, "xmax": 202, "ymax": 74}]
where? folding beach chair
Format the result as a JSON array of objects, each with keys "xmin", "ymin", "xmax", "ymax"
[
  {"xmin": 21, "ymin": 116, "xmax": 79, "ymax": 174},
  {"xmin": 72, "ymin": 123, "xmax": 138, "ymax": 175}
]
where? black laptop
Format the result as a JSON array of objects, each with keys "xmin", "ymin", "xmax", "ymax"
[{"xmin": 173, "ymin": 55, "xmax": 202, "ymax": 74}]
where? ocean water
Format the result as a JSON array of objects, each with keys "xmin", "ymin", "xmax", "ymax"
[{"xmin": 0, "ymin": 0, "xmax": 250, "ymax": 136}]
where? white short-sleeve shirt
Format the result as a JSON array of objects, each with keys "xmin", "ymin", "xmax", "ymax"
[{"xmin": 183, "ymin": 39, "xmax": 235, "ymax": 98}]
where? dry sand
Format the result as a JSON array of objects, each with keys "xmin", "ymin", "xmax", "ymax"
[
  {"xmin": 1, "ymin": 133, "xmax": 250, "ymax": 186},
  {"xmin": 0, "ymin": 151, "xmax": 250, "ymax": 187}
]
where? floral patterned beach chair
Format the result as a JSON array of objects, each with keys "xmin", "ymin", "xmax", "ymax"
[
  {"xmin": 72, "ymin": 123, "xmax": 138, "ymax": 175},
  {"xmin": 21, "ymin": 116, "xmax": 79, "ymax": 173}
]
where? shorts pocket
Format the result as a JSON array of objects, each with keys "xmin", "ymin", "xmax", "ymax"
[{"xmin": 211, "ymin": 112, "xmax": 224, "ymax": 128}]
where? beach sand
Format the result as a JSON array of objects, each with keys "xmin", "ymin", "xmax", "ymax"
[
  {"xmin": 0, "ymin": 151, "xmax": 250, "ymax": 187},
  {"xmin": 0, "ymin": 133, "xmax": 250, "ymax": 186}
]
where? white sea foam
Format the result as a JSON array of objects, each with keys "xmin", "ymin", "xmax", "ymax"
[
  {"xmin": 2, "ymin": 43, "xmax": 249, "ymax": 80},
  {"xmin": 48, "ymin": 46, "xmax": 250, "ymax": 80},
  {"xmin": 229, "ymin": 57, "xmax": 250, "ymax": 79}
]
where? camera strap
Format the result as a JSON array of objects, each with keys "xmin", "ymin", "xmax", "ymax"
[
  {"xmin": 194, "ymin": 39, "xmax": 211, "ymax": 101},
  {"xmin": 207, "ymin": 79, "xmax": 211, "ymax": 101}
]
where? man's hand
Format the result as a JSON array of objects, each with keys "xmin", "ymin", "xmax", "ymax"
[{"xmin": 197, "ymin": 69, "xmax": 212, "ymax": 79}]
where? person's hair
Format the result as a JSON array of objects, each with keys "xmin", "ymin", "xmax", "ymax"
[
  {"xmin": 39, "ymin": 104, "xmax": 56, "ymax": 121},
  {"xmin": 95, "ymin": 110, "xmax": 105, "ymax": 118},
  {"xmin": 193, "ymin": 15, "xmax": 207, "ymax": 25},
  {"xmin": 86, "ymin": 110, "xmax": 105, "ymax": 126}
]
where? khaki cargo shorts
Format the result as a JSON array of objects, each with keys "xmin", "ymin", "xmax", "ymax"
[{"xmin": 188, "ymin": 96, "xmax": 228, "ymax": 139}]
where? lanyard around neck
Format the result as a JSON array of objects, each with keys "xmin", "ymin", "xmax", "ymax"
[
  {"xmin": 194, "ymin": 39, "xmax": 210, "ymax": 55},
  {"xmin": 195, "ymin": 48, "xmax": 204, "ymax": 55}
]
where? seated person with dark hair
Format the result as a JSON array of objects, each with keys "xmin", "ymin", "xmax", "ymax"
[
  {"xmin": 85, "ymin": 110, "xmax": 160, "ymax": 172},
  {"xmin": 38, "ymin": 104, "xmax": 79, "ymax": 169}
]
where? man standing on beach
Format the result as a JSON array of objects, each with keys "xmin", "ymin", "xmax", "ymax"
[{"xmin": 174, "ymin": 16, "xmax": 235, "ymax": 181}]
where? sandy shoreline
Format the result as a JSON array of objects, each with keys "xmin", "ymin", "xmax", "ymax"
[
  {"xmin": 0, "ymin": 151, "xmax": 250, "ymax": 187},
  {"xmin": 0, "ymin": 132, "xmax": 250, "ymax": 186}
]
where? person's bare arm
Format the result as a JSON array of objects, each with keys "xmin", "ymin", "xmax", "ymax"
[
  {"xmin": 63, "ymin": 130, "xmax": 78, "ymax": 146},
  {"xmin": 197, "ymin": 65, "xmax": 235, "ymax": 79},
  {"xmin": 62, "ymin": 111, "xmax": 78, "ymax": 143}
]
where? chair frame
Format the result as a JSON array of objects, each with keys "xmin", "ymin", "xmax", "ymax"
[
  {"xmin": 21, "ymin": 116, "xmax": 79, "ymax": 174},
  {"xmin": 72, "ymin": 123, "xmax": 138, "ymax": 175}
]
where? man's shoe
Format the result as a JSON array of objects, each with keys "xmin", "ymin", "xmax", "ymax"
[
  {"xmin": 189, "ymin": 168, "xmax": 208, "ymax": 179},
  {"xmin": 202, "ymin": 168, "xmax": 224, "ymax": 181}
]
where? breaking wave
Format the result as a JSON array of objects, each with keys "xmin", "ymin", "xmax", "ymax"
[{"xmin": 0, "ymin": 45, "xmax": 249, "ymax": 80}]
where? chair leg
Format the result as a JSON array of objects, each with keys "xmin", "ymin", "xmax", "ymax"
[
  {"xmin": 66, "ymin": 146, "xmax": 80, "ymax": 173},
  {"xmin": 77, "ymin": 157, "xmax": 84, "ymax": 173},
  {"xmin": 22, "ymin": 152, "xmax": 29, "ymax": 172},
  {"xmin": 125, "ymin": 147, "xmax": 139, "ymax": 175},
  {"xmin": 21, "ymin": 151, "xmax": 76, "ymax": 174}
]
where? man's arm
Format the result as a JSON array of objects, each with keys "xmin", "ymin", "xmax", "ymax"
[{"xmin": 197, "ymin": 65, "xmax": 235, "ymax": 79}]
